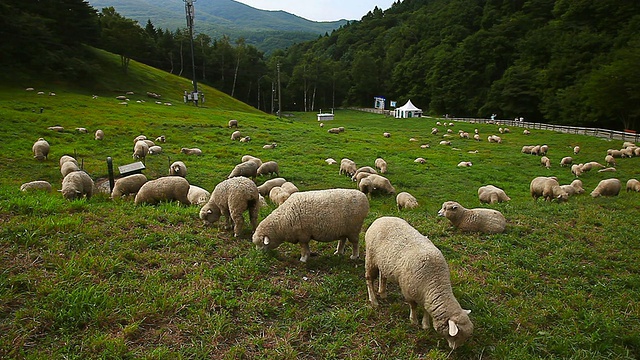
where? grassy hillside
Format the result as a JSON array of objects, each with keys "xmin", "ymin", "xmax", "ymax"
[{"xmin": 1, "ymin": 55, "xmax": 640, "ymax": 359}]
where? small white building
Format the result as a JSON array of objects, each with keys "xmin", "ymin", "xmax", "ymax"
[{"xmin": 393, "ymin": 100, "xmax": 423, "ymax": 118}]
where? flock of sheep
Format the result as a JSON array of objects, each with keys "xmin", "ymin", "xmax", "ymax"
[{"xmin": 21, "ymin": 114, "xmax": 640, "ymax": 351}]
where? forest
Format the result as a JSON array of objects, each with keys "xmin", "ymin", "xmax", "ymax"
[{"xmin": 1, "ymin": 0, "xmax": 639, "ymax": 130}]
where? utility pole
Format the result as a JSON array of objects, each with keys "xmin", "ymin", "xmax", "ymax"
[
  {"xmin": 277, "ymin": 62, "xmax": 282, "ymax": 118},
  {"xmin": 184, "ymin": 0, "xmax": 198, "ymax": 105}
]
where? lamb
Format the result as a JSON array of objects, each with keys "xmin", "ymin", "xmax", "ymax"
[
  {"xmin": 477, "ymin": 185, "xmax": 511, "ymax": 204},
  {"xmin": 257, "ymin": 177, "xmax": 287, "ymax": 196},
  {"xmin": 134, "ymin": 176, "xmax": 190, "ymax": 205},
  {"xmin": 252, "ymin": 189, "xmax": 369, "ymax": 262},
  {"xmin": 269, "ymin": 186, "xmax": 291, "ymax": 206},
  {"xmin": 590, "ymin": 178, "xmax": 622, "ymax": 197},
  {"xmin": 32, "ymin": 138, "xmax": 50, "ymax": 161},
  {"xmin": 228, "ymin": 161, "xmax": 259, "ymax": 179},
  {"xmin": 228, "ymin": 119, "xmax": 238, "ymax": 128},
  {"xmin": 187, "ymin": 185, "xmax": 211, "ymax": 206},
  {"xmin": 148, "ymin": 145, "xmax": 163, "ymax": 155},
  {"xmin": 231, "ymin": 130, "xmax": 242, "ymax": 140},
  {"xmin": 60, "ymin": 171, "xmax": 95, "ymax": 201},
  {"xmin": 111, "ymin": 174, "xmax": 148, "ymax": 198},
  {"xmin": 263, "ymin": 143, "xmax": 277, "ymax": 149},
  {"xmin": 20, "ymin": 180, "xmax": 52, "ymax": 192},
  {"xmin": 457, "ymin": 161, "xmax": 472, "ymax": 167},
  {"xmin": 199, "ymin": 177, "xmax": 259, "ymax": 237},
  {"xmin": 60, "ymin": 161, "xmax": 80, "ymax": 177},
  {"xmin": 169, "ymin": 161, "xmax": 187, "ymax": 177},
  {"xmin": 375, "ymin": 158, "xmax": 387, "ymax": 174},
  {"xmin": 133, "ymin": 140, "xmax": 149, "ymax": 160},
  {"xmin": 396, "ymin": 192, "xmax": 419, "ymax": 210},
  {"xmin": 339, "ymin": 158, "xmax": 357, "ymax": 177},
  {"xmin": 560, "ymin": 179, "xmax": 585, "ymax": 197},
  {"xmin": 626, "ymin": 179, "xmax": 640, "ymax": 192},
  {"xmin": 364, "ymin": 216, "xmax": 473, "ymax": 350},
  {"xmin": 540, "ymin": 156, "xmax": 551, "ymax": 169},
  {"xmin": 358, "ymin": 174, "xmax": 396, "ymax": 196},
  {"xmin": 560, "ymin": 156, "xmax": 573, "ymax": 167},
  {"xmin": 325, "ymin": 158, "xmax": 337, "ymax": 165},
  {"xmin": 529, "ymin": 176, "xmax": 569, "ymax": 202},
  {"xmin": 605, "ymin": 155, "xmax": 616, "ymax": 167},
  {"xmin": 180, "ymin": 147, "xmax": 203, "ymax": 155},
  {"xmin": 257, "ymin": 161, "xmax": 279, "ymax": 176},
  {"xmin": 242, "ymin": 155, "xmax": 262, "ymax": 168},
  {"xmin": 95, "ymin": 129, "xmax": 104, "ymax": 140},
  {"xmin": 438, "ymin": 201, "xmax": 506, "ymax": 234},
  {"xmin": 573, "ymin": 146, "xmax": 580, "ymax": 155}
]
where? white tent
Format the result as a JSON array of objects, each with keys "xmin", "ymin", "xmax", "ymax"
[{"xmin": 393, "ymin": 100, "xmax": 423, "ymax": 118}]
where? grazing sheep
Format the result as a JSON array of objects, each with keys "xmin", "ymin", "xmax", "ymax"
[
  {"xmin": 573, "ymin": 146, "xmax": 580, "ymax": 155},
  {"xmin": 540, "ymin": 156, "xmax": 551, "ymax": 169},
  {"xmin": 199, "ymin": 177, "xmax": 259, "ymax": 237},
  {"xmin": 169, "ymin": 161, "xmax": 187, "ymax": 177},
  {"xmin": 571, "ymin": 164, "xmax": 583, "ymax": 177},
  {"xmin": 438, "ymin": 201, "xmax": 506, "ymax": 234},
  {"xmin": 239, "ymin": 136, "xmax": 251, "ymax": 143},
  {"xmin": 231, "ymin": 130, "xmax": 242, "ymax": 140},
  {"xmin": 414, "ymin": 157, "xmax": 426, "ymax": 164},
  {"xmin": 263, "ymin": 143, "xmax": 277, "ymax": 149},
  {"xmin": 530, "ymin": 176, "xmax": 569, "ymax": 202},
  {"xmin": 487, "ymin": 135, "xmax": 502, "ymax": 143},
  {"xmin": 228, "ymin": 161, "xmax": 258, "ymax": 179},
  {"xmin": 228, "ymin": 119, "xmax": 238, "ymax": 128},
  {"xmin": 523, "ymin": 129, "xmax": 531, "ymax": 135},
  {"xmin": 608, "ymin": 149, "xmax": 623, "ymax": 158},
  {"xmin": 626, "ymin": 179, "xmax": 640, "ymax": 192},
  {"xmin": 133, "ymin": 135, "xmax": 147, "ymax": 144},
  {"xmin": 257, "ymin": 161, "xmax": 279, "ymax": 176},
  {"xmin": 59, "ymin": 155, "xmax": 78, "ymax": 167},
  {"xmin": 503, "ymin": 128, "xmax": 510, "ymax": 133},
  {"xmin": 421, "ymin": 144, "xmax": 431, "ymax": 148},
  {"xmin": 560, "ymin": 179, "xmax": 585, "ymax": 197},
  {"xmin": 598, "ymin": 167, "xmax": 617, "ymax": 173},
  {"xmin": 325, "ymin": 158, "xmax": 337, "ymax": 165},
  {"xmin": 180, "ymin": 147, "xmax": 203, "ymax": 155},
  {"xmin": 339, "ymin": 158, "xmax": 357, "ymax": 177},
  {"xmin": 358, "ymin": 174, "xmax": 396, "ymax": 196},
  {"xmin": 590, "ymin": 178, "xmax": 622, "ymax": 197},
  {"xmin": 48, "ymin": 126, "xmax": 64, "ymax": 132},
  {"xmin": 431, "ymin": 128, "xmax": 439, "ymax": 135},
  {"xmin": 583, "ymin": 161, "xmax": 605, "ymax": 171},
  {"xmin": 280, "ymin": 182, "xmax": 299, "ymax": 194},
  {"xmin": 539, "ymin": 144, "xmax": 549, "ymax": 155},
  {"xmin": 76, "ymin": 127, "xmax": 88, "ymax": 134},
  {"xmin": 269, "ymin": 186, "xmax": 291, "ymax": 206},
  {"xmin": 148, "ymin": 145, "xmax": 163, "ymax": 155},
  {"xmin": 353, "ymin": 171, "xmax": 373, "ymax": 184},
  {"xmin": 257, "ymin": 177, "xmax": 287, "ymax": 196},
  {"xmin": 477, "ymin": 185, "xmax": 511, "ymax": 204},
  {"xmin": 20, "ymin": 180, "xmax": 52, "ymax": 192},
  {"xmin": 457, "ymin": 161, "xmax": 472, "ymax": 167},
  {"xmin": 134, "ymin": 176, "xmax": 190, "ymax": 205},
  {"xmin": 252, "ymin": 189, "xmax": 369, "ymax": 262},
  {"xmin": 365, "ymin": 217, "xmax": 473, "ymax": 350},
  {"xmin": 621, "ymin": 147, "xmax": 634, "ymax": 158},
  {"xmin": 375, "ymin": 158, "xmax": 388, "ymax": 174},
  {"xmin": 560, "ymin": 156, "xmax": 573, "ymax": 167},
  {"xmin": 605, "ymin": 155, "xmax": 616, "ymax": 167},
  {"xmin": 242, "ymin": 155, "xmax": 262, "ymax": 168},
  {"xmin": 521, "ymin": 145, "xmax": 534, "ymax": 154},
  {"xmin": 60, "ymin": 161, "xmax": 80, "ymax": 177},
  {"xmin": 383, "ymin": 132, "xmax": 391, "ymax": 138},
  {"xmin": 155, "ymin": 135, "xmax": 166, "ymax": 143},
  {"xmin": 473, "ymin": 134, "xmax": 481, "ymax": 141},
  {"xmin": 530, "ymin": 145, "xmax": 541, "ymax": 156},
  {"xmin": 60, "ymin": 171, "xmax": 95, "ymax": 201},
  {"xmin": 95, "ymin": 129, "xmax": 104, "ymax": 140},
  {"xmin": 133, "ymin": 140, "xmax": 149, "ymax": 160},
  {"xmin": 439, "ymin": 140, "xmax": 451, "ymax": 146},
  {"xmin": 338, "ymin": 127, "xmax": 345, "ymax": 132},
  {"xmin": 352, "ymin": 166, "xmax": 377, "ymax": 181},
  {"xmin": 328, "ymin": 128, "xmax": 341, "ymax": 134},
  {"xmin": 187, "ymin": 185, "xmax": 211, "ymax": 206},
  {"xmin": 111, "ymin": 174, "xmax": 148, "ymax": 198},
  {"xmin": 32, "ymin": 138, "xmax": 50, "ymax": 161},
  {"xmin": 396, "ymin": 192, "xmax": 419, "ymax": 210}
]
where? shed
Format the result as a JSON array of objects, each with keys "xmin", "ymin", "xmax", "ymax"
[{"xmin": 393, "ymin": 100, "xmax": 423, "ymax": 118}]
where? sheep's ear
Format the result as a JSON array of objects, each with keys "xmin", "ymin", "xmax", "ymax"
[
  {"xmin": 448, "ymin": 319, "xmax": 459, "ymax": 337},
  {"xmin": 464, "ymin": 309, "xmax": 471, "ymax": 314},
  {"xmin": 75, "ymin": 190, "xmax": 81, "ymax": 194},
  {"xmin": 57, "ymin": 189, "xmax": 62, "ymax": 192},
  {"xmin": 206, "ymin": 209, "xmax": 212, "ymax": 214},
  {"xmin": 451, "ymin": 205, "xmax": 458, "ymax": 210},
  {"xmin": 263, "ymin": 236, "xmax": 270, "ymax": 246}
]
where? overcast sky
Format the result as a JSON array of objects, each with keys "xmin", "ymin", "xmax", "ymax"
[{"xmin": 234, "ymin": 0, "xmax": 397, "ymax": 22}]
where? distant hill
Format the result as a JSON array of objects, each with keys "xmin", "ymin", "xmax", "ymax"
[{"xmin": 87, "ymin": 0, "xmax": 349, "ymax": 53}]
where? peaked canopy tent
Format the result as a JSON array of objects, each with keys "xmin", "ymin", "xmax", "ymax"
[{"xmin": 393, "ymin": 100, "xmax": 423, "ymax": 118}]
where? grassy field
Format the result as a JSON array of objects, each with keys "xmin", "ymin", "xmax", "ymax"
[{"xmin": 1, "ymin": 53, "xmax": 640, "ymax": 359}]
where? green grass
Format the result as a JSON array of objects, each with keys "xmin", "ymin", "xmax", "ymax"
[{"xmin": 1, "ymin": 53, "xmax": 640, "ymax": 359}]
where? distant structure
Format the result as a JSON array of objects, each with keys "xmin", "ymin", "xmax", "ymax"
[
  {"xmin": 394, "ymin": 99, "xmax": 423, "ymax": 118},
  {"xmin": 374, "ymin": 96, "xmax": 386, "ymax": 110}
]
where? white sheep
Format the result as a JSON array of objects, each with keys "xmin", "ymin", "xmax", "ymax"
[
  {"xmin": 263, "ymin": 143, "xmax": 277, "ymax": 149},
  {"xmin": 228, "ymin": 119, "xmax": 238, "ymax": 128},
  {"xmin": 396, "ymin": 192, "xmax": 418, "ymax": 210},
  {"xmin": 242, "ymin": 155, "xmax": 262, "ymax": 168},
  {"xmin": 61, "ymin": 161, "xmax": 80, "ymax": 177},
  {"xmin": 560, "ymin": 156, "xmax": 573, "ymax": 167},
  {"xmin": 60, "ymin": 171, "xmax": 94, "ymax": 201},
  {"xmin": 133, "ymin": 140, "xmax": 149, "ymax": 160},
  {"xmin": 59, "ymin": 155, "xmax": 78, "ymax": 167},
  {"xmin": 540, "ymin": 156, "xmax": 551, "ymax": 169},
  {"xmin": 353, "ymin": 171, "xmax": 373, "ymax": 185},
  {"xmin": 328, "ymin": 128, "xmax": 341, "ymax": 134},
  {"xmin": 523, "ymin": 129, "xmax": 531, "ymax": 135},
  {"xmin": 414, "ymin": 157, "xmax": 426, "ymax": 164},
  {"xmin": 231, "ymin": 130, "xmax": 242, "ymax": 140},
  {"xmin": 169, "ymin": 161, "xmax": 187, "ymax": 177},
  {"xmin": 487, "ymin": 135, "xmax": 502, "ymax": 143},
  {"xmin": 76, "ymin": 127, "xmax": 88, "ymax": 134},
  {"xmin": 252, "ymin": 189, "xmax": 369, "ymax": 262},
  {"xmin": 228, "ymin": 161, "xmax": 258, "ymax": 179},
  {"xmin": 180, "ymin": 148, "xmax": 202, "ymax": 155},
  {"xmin": 438, "ymin": 201, "xmax": 506, "ymax": 234},
  {"xmin": 257, "ymin": 161, "xmax": 279, "ymax": 176},
  {"xmin": 530, "ymin": 176, "xmax": 569, "ymax": 202},
  {"xmin": 571, "ymin": 164, "xmax": 583, "ymax": 177},
  {"xmin": 478, "ymin": 185, "xmax": 510, "ymax": 204},
  {"xmin": 530, "ymin": 145, "xmax": 541, "ymax": 156},
  {"xmin": 358, "ymin": 174, "xmax": 396, "ymax": 196},
  {"xmin": 590, "ymin": 178, "xmax": 622, "ymax": 197},
  {"xmin": 134, "ymin": 176, "xmax": 190, "ymax": 205},
  {"xmin": 200, "ymin": 176, "xmax": 259, "ymax": 237},
  {"xmin": 133, "ymin": 135, "xmax": 147, "ymax": 144},
  {"xmin": 439, "ymin": 140, "xmax": 451, "ymax": 146},
  {"xmin": 48, "ymin": 126, "xmax": 64, "ymax": 132},
  {"xmin": 111, "ymin": 174, "xmax": 148, "ymax": 198},
  {"xmin": 573, "ymin": 146, "xmax": 580, "ymax": 155},
  {"xmin": 187, "ymin": 185, "xmax": 211, "ymax": 206},
  {"xmin": 365, "ymin": 216, "xmax": 473, "ymax": 350},
  {"xmin": 560, "ymin": 179, "xmax": 585, "ymax": 197},
  {"xmin": 339, "ymin": 158, "xmax": 357, "ymax": 177},
  {"xmin": 148, "ymin": 145, "xmax": 163, "ymax": 155},
  {"xmin": 605, "ymin": 155, "xmax": 616, "ymax": 167},
  {"xmin": 155, "ymin": 135, "xmax": 166, "ymax": 143},
  {"xmin": 95, "ymin": 129, "xmax": 104, "ymax": 140},
  {"xmin": 375, "ymin": 158, "xmax": 388, "ymax": 174},
  {"xmin": 281, "ymin": 181, "xmax": 299, "ymax": 194},
  {"xmin": 325, "ymin": 158, "xmax": 337, "ymax": 165},
  {"xmin": 257, "ymin": 177, "xmax": 287, "ymax": 196},
  {"xmin": 383, "ymin": 132, "xmax": 391, "ymax": 138},
  {"xmin": 20, "ymin": 180, "xmax": 52, "ymax": 192},
  {"xmin": 626, "ymin": 179, "xmax": 640, "ymax": 192},
  {"xmin": 598, "ymin": 167, "xmax": 617, "ymax": 173},
  {"xmin": 352, "ymin": 166, "xmax": 377, "ymax": 181},
  {"xmin": 239, "ymin": 136, "xmax": 251, "ymax": 143},
  {"xmin": 32, "ymin": 138, "xmax": 50, "ymax": 161},
  {"xmin": 539, "ymin": 144, "xmax": 549, "ymax": 155},
  {"xmin": 269, "ymin": 186, "xmax": 291, "ymax": 206},
  {"xmin": 457, "ymin": 161, "xmax": 472, "ymax": 167}
]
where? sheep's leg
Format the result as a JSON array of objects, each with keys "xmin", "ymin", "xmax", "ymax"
[
  {"xmin": 334, "ymin": 238, "xmax": 346, "ymax": 255},
  {"xmin": 299, "ymin": 242, "xmax": 311, "ymax": 262},
  {"xmin": 421, "ymin": 311, "xmax": 431, "ymax": 330},
  {"xmin": 349, "ymin": 235, "xmax": 359, "ymax": 259},
  {"xmin": 365, "ymin": 265, "xmax": 379, "ymax": 307},
  {"xmin": 378, "ymin": 276, "xmax": 387, "ymax": 298},
  {"xmin": 230, "ymin": 210, "xmax": 245, "ymax": 237},
  {"xmin": 408, "ymin": 301, "xmax": 419, "ymax": 325},
  {"xmin": 248, "ymin": 202, "xmax": 259, "ymax": 233},
  {"xmin": 222, "ymin": 209, "xmax": 232, "ymax": 230}
]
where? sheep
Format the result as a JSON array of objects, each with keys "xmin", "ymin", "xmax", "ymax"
[
  {"xmin": 110, "ymin": 174, "xmax": 148, "ymax": 198},
  {"xmin": 459, "ymin": 132, "xmax": 469, "ymax": 139},
  {"xmin": 169, "ymin": 161, "xmax": 187, "ymax": 177},
  {"xmin": 541, "ymin": 156, "xmax": 551, "ymax": 169},
  {"xmin": 263, "ymin": 143, "xmax": 277, "ymax": 149},
  {"xmin": 414, "ymin": 157, "xmax": 426, "ymax": 164},
  {"xmin": 32, "ymin": 138, "xmax": 50, "ymax": 161},
  {"xmin": 20, "ymin": 180, "xmax": 52, "ymax": 192},
  {"xmin": 239, "ymin": 136, "xmax": 251, "ymax": 143},
  {"xmin": 599, "ymin": 167, "xmax": 617, "ymax": 173},
  {"xmin": 352, "ymin": 166, "xmax": 377, "ymax": 181},
  {"xmin": 339, "ymin": 158, "xmax": 357, "ymax": 177},
  {"xmin": 383, "ymin": 132, "xmax": 391, "ymax": 138},
  {"xmin": 498, "ymin": 127, "xmax": 504, "ymax": 134},
  {"xmin": 409, "ymin": 137, "xmax": 417, "ymax": 142},
  {"xmin": 364, "ymin": 216, "xmax": 473, "ymax": 350},
  {"xmin": 560, "ymin": 156, "xmax": 573, "ymax": 167},
  {"xmin": 605, "ymin": 155, "xmax": 616, "ymax": 167},
  {"xmin": 155, "ymin": 135, "xmax": 166, "ymax": 143},
  {"xmin": 229, "ymin": 161, "xmax": 258, "ymax": 179},
  {"xmin": 539, "ymin": 144, "xmax": 549, "ymax": 155},
  {"xmin": 608, "ymin": 149, "xmax": 623, "ymax": 158},
  {"xmin": 353, "ymin": 171, "xmax": 373, "ymax": 184},
  {"xmin": 48, "ymin": 126, "xmax": 64, "ymax": 132},
  {"xmin": 560, "ymin": 179, "xmax": 585, "ymax": 197},
  {"xmin": 487, "ymin": 135, "xmax": 502, "ymax": 143},
  {"xmin": 530, "ymin": 176, "xmax": 569, "ymax": 202},
  {"xmin": 281, "ymin": 181, "xmax": 299, "ymax": 194},
  {"xmin": 328, "ymin": 128, "xmax": 341, "ymax": 134},
  {"xmin": 396, "ymin": 192, "xmax": 419, "ymax": 210},
  {"xmin": 503, "ymin": 128, "xmax": 510, "ymax": 133},
  {"xmin": 521, "ymin": 145, "xmax": 534, "ymax": 154},
  {"xmin": 635, "ymin": 147, "xmax": 640, "ymax": 157},
  {"xmin": 530, "ymin": 145, "xmax": 541, "ymax": 156},
  {"xmin": 338, "ymin": 127, "xmax": 345, "ymax": 132},
  {"xmin": 148, "ymin": 145, "xmax": 163, "ymax": 155},
  {"xmin": 199, "ymin": 177, "xmax": 259, "ymax": 237},
  {"xmin": 375, "ymin": 158, "xmax": 388, "ymax": 174},
  {"xmin": 473, "ymin": 134, "xmax": 481, "ymax": 141},
  {"xmin": 626, "ymin": 179, "xmax": 640, "ymax": 192},
  {"xmin": 59, "ymin": 155, "xmax": 78, "ymax": 167},
  {"xmin": 252, "ymin": 189, "xmax": 369, "ymax": 262},
  {"xmin": 60, "ymin": 171, "xmax": 95, "ymax": 201},
  {"xmin": 622, "ymin": 141, "xmax": 636, "ymax": 148},
  {"xmin": 257, "ymin": 177, "xmax": 287, "ymax": 196},
  {"xmin": 60, "ymin": 161, "xmax": 80, "ymax": 177},
  {"xmin": 257, "ymin": 161, "xmax": 279, "ymax": 177},
  {"xmin": 228, "ymin": 119, "xmax": 238, "ymax": 128},
  {"xmin": 95, "ymin": 129, "xmax": 104, "ymax": 140},
  {"xmin": 134, "ymin": 176, "xmax": 190, "ymax": 205},
  {"xmin": 477, "ymin": 185, "xmax": 511, "ymax": 204},
  {"xmin": 358, "ymin": 174, "xmax": 396, "ymax": 196},
  {"xmin": 571, "ymin": 164, "xmax": 583, "ymax": 177},
  {"xmin": 75, "ymin": 127, "xmax": 88, "ymax": 134},
  {"xmin": 431, "ymin": 128, "xmax": 439, "ymax": 135},
  {"xmin": 457, "ymin": 161, "xmax": 472, "ymax": 167},
  {"xmin": 231, "ymin": 130, "xmax": 242, "ymax": 140},
  {"xmin": 590, "ymin": 178, "xmax": 622, "ymax": 197},
  {"xmin": 621, "ymin": 148, "xmax": 634, "ymax": 158},
  {"xmin": 133, "ymin": 135, "xmax": 147, "ymax": 144},
  {"xmin": 421, "ymin": 144, "xmax": 431, "ymax": 148},
  {"xmin": 142, "ymin": 139, "xmax": 155, "ymax": 148},
  {"xmin": 523, "ymin": 129, "xmax": 531, "ymax": 135},
  {"xmin": 133, "ymin": 140, "xmax": 149, "ymax": 160},
  {"xmin": 187, "ymin": 185, "xmax": 211, "ymax": 206},
  {"xmin": 269, "ymin": 186, "xmax": 291, "ymax": 206},
  {"xmin": 180, "ymin": 147, "xmax": 203, "ymax": 155},
  {"xmin": 573, "ymin": 146, "xmax": 581, "ymax": 155},
  {"xmin": 438, "ymin": 201, "xmax": 506, "ymax": 234},
  {"xmin": 242, "ymin": 155, "xmax": 262, "ymax": 168},
  {"xmin": 583, "ymin": 161, "xmax": 605, "ymax": 171},
  {"xmin": 325, "ymin": 158, "xmax": 337, "ymax": 165}
]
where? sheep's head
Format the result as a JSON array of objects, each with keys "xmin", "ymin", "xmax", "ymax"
[
  {"xmin": 439, "ymin": 310, "xmax": 473, "ymax": 350},
  {"xmin": 199, "ymin": 203, "xmax": 221, "ymax": 225},
  {"xmin": 438, "ymin": 201, "xmax": 465, "ymax": 223},
  {"xmin": 252, "ymin": 231, "xmax": 282, "ymax": 251}
]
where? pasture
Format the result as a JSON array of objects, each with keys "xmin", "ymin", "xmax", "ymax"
[{"xmin": 1, "ymin": 63, "xmax": 640, "ymax": 359}]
